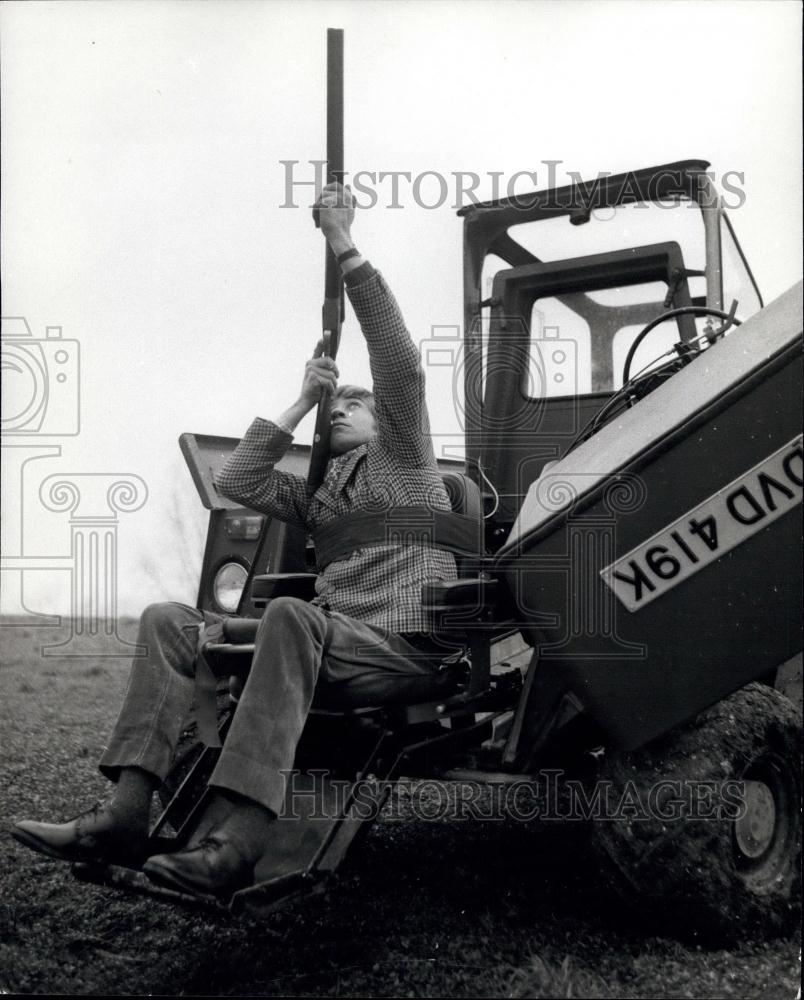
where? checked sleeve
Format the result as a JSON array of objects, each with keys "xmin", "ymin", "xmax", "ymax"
[
  {"xmin": 214, "ymin": 417, "xmax": 311, "ymax": 530},
  {"xmin": 346, "ymin": 269, "xmax": 436, "ymax": 469}
]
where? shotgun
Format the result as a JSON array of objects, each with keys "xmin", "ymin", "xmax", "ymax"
[{"xmin": 307, "ymin": 27, "xmax": 345, "ymax": 494}]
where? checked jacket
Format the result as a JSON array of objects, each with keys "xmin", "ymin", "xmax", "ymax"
[{"xmin": 214, "ymin": 264, "xmax": 458, "ymax": 634}]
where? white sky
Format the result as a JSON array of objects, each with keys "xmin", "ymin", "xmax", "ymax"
[{"xmin": 1, "ymin": 0, "xmax": 801, "ymax": 616}]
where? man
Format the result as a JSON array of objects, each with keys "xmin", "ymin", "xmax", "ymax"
[{"xmin": 12, "ymin": 183, "xmax": 459, "ymax": 898}]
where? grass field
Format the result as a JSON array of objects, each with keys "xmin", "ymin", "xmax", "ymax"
[{"xmin": 1, "ymin": 618, "xmax": 800, "ymax": 997}]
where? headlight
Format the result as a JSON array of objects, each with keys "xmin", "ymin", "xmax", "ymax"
[{"xmin": 213, "ymin": 561, "xmax": 248, "ymax": 613}]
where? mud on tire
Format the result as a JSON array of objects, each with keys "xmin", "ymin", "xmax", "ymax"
[{"xmin": 593, "ymin": 683, "xmax": 801, "ymax": 944}]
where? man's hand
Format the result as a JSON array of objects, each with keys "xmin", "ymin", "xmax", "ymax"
[
  {"xmin": 315, "ymin": 182, "xmax": 355, "ymax": 255},
  {"xmin": 274, "ymin": 340, "xmax": 339, "ymax": 434},
  {"xmin": 300, "ymin": 339, "xmax": 339, "ymax": 408}
]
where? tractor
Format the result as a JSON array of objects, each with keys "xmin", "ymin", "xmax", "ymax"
[{"xmin": 75, "ymin": 159, "xmax": 802, "ymax": 943}]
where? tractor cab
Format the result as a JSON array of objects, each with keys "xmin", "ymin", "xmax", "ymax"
[{"xmin": 457, "ymin": 159, "xmax": 764, "ymax": 543}]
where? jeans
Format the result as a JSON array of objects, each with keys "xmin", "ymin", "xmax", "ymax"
[{"xmin": 99, "ymin": 598, "xmax": 445, "ymax": 815}]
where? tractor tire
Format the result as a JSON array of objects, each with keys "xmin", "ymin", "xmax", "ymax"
[{"xmin": 592, "ymin": 682, "xmax": 801, "ymax": 943}]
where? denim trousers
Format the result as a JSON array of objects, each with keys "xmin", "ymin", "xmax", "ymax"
[{"xmin": 99, "ymin": 598, "xmax": 443, "ymax": 815}]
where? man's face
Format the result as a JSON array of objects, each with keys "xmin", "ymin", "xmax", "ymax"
[{"xmin": 329, "ymin": 395, "xmax": 377, "ymax": 456}]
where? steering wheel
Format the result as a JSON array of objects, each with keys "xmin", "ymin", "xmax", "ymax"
[{"xmin": 622, "ymin": 305, "xmax": 742, "ymax": 385}]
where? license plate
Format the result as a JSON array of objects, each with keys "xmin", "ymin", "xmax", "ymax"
[{"xmin": 601, "ymin": 435, "xmax": 803, "ymax": 612}]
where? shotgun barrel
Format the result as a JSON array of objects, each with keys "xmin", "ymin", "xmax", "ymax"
[{"xmin": 307, "ymin": 28, "xmax": 345, "ymax": 494}]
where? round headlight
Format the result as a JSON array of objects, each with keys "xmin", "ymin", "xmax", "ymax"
[{"xmin": 213, "ymin": 561, "xmax": 248, "ymax": 613}]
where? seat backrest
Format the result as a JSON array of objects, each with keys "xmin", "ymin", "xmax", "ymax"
[
  {"xmin": 440, "ymin": 471, "xmax": 484, "ymax": 573},
  {"xmin": 441, "ymin": 471, "xmax": 483, "ymax": 520}
]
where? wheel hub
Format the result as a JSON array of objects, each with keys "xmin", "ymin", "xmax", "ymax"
[{"xmin": 734, "ymin": 779, "xmax": 776, "ymax": 859}]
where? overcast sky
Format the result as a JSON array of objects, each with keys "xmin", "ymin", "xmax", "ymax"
[{"xmin": 1, "ymin": 0, "xmax": 801, "ymax": 617}]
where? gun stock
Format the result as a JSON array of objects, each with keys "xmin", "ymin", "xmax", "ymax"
[{"xmin": 307, "ymin": 28, "xmax": 345, "ymax": 494}]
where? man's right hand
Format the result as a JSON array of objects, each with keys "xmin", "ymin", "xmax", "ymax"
[
  {"xmin": 300, "ymin": 339, "xmax": 339, "ymax": 408},
  {"xmin": 273, "ymin": 341, "xmax": 340, "ymax": 435}
]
